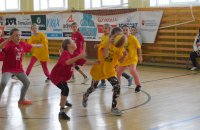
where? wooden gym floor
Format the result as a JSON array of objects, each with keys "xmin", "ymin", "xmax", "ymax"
[{"xmin": 0, "ymin": 58, "xmax": 200, "ymax": 130}]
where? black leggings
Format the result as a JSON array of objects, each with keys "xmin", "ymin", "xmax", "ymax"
[
  {"xmin": 84, "ymin": 77, "xmax": 120, "ymax": 108},
  {"xmin": 190, "ymin": 51, "xmax": 199, "ymax": 67},
  {"xmin": 100, "ymin": 72, "xmax": 130, "ymax": 84},
  {"xmin": 57, "ymin": 82, "xmax": 69, "ymax": 96}
]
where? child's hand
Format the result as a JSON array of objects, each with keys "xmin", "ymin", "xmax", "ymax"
[
  {"xmin": 7, "ymin": 36, "xmax": 13, "ymax": 42},
  {"xmin": 94, "ymin": 44, "xmax": 99, "ymax": 48},
  {"xmin": 123, "ymin": 50, "xmax": 128, "ymax": 57},
  {"xmin": 139, "ymin": 56, "xmax": 143, "ymax": 64},
  {"xmin": 79, "ymin": 52, "xmax": 87, "ymax": 59},
  {"xmin": 37, "ymin": 44, "xmax": 43, "ymax": 48}
]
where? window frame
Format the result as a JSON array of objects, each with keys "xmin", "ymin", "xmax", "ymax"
[
  {"xmin": 0, "ymin": 0, "xmax": 20, "ymax": 12},
  {"xmin": 150, "ymin": 0, "xmax": 200, "ymax": 7},
  {"xmin": 34, "ymin": 0, "xmax": 68, "ymax": 11},
  {"xmin": 85, "ymin": 0, "xmax": 128, "ymax": 9}
]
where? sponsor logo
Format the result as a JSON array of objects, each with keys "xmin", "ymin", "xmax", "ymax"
[
  {"xmin": 97, "ymin": 17, "xmax": 118, "ymax": 23},
  {"xmin": 6, "ymin": 18, "xmax": 17, "ymax": 25},
  {"xmin": 47, "ymin": 18, "xmax": 60, "ymax": 28},
  {"xmin": 63, "ymin": 32, "xmax": 72, "ymax": 37}
]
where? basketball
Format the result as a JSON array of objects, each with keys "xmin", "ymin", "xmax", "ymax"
[{"xmin": 113, "ymin": 34, "xmax": 126, "ymax": 48}]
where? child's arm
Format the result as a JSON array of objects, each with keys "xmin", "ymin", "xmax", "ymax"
[
  {"xmin": 66, "ymin": 52, "xmax": 86, "ymax": 65},
  {"xmin": 103, "ymin": 36, "xmax": 114, "ymax": 58},
  {"xmin": 137, "ymin": 48, "xmax": 143, "ymax": 63},
  {"xmin": 83, "ymin": 42, "xmax": 86, "ymax": 52},
  {"xmin": 0, "ymin": 36, "xmax": 12, "ymax": 49},
  {"xmin": 94, "ymin": 44, "xmax": 100, "ymax": 48}
]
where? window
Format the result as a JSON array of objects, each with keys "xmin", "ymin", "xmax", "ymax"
[
  {"xmin": 0, "ymin": 0, "xmax": 20, "ymax": 12},
  {"xmin": 34, "ymin": 0, "xmax": 68, "ymax": 11},
  {"xmin": 85, "ymin": 0, "xmax": 128, "ymax": 9},
  {"xmin": 150, "ymin": 0, "xmax": 200, "ymax": 6}
]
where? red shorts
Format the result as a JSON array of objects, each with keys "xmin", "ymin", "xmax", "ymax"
[{"xmin": 75, "ymin": 58, "xmax": 86, "ymax": 66}]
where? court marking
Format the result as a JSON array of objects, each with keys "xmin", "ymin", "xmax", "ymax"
[
  {"xmin": 0, "ymin": 89, "xmax": 151, "ymax": 119},
  {"xmin": 151, "ymin": 115, "xmax": 200, "ymax": 130}
]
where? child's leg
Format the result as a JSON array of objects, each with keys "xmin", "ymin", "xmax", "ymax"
[
  {"xmin": 75, "ymin": 65, "xmax": 89, "ymax": 84},
  {"xmin": 40, "ymin": 61, "xmax": 50, "ymax": 78},
  {"xmin": 82, "ymin": 79, "xmax": 99, "ymax": 107},
  {"xmin": 122, "ymin": 72, "xmax": 130, "ymax": 80},
  {"xmin": 116, "ymin": 66, "xmax": 126, "ymax": 84},
  {"xmin": 14, "ymin": 73, "xmax": 31, "ymax": 103},
  {"xmin": 107, "ymin": 77, "xmax": 120, "ymax": 108},
  {"xmin": 122, "ymin": 72, "xmax": 133, "ymax": 86},
  {"xmin": 97, "ymin": 79, "xmax": 106, "ymax": 89},
  {"xmin": 129, "ymin": 65, "xmax": 141, "ymax": 86},
  {"xmin": 129, "ymin": 65, "xmax": 142, "ymax": 92},
  {"xmin": 75, "ymin": 65, "xmax": 87, "ymax": 78},
  {"xmin": 26, "ymin": 56, "xmax": 37, "ymax": 76},
  {"xmin": 57, "ymin": 82, "xmax": 69, "ymax": 108},
  {"xmin": 0, "ymin": 72, "xmax": 12, "ymax": 99},
  {"xmin": 57, "ymin": 82, "xmax": 70, "ymax": 120}
]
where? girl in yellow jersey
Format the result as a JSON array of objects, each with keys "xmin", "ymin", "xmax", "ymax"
[
  {"xmin": 82, "ymin": 27, "xmax": 127, "ymax": 116},
  {"xmin": 94, "ymin": 24, "xmax": 110, "ymax": 89},
  {"xmin": 26, "ymin": 24, "xmax": 50, "ymax": 82},
  {"xmin": 117, "ymin": 25, "xmax": 142, "ymax": 93},
  {"xmin": 96, "ymin": 24, "xmax": 133, "ymax": 89}
]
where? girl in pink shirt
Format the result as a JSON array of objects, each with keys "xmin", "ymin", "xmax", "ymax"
[
  {"xmin": 70, "ymin": 22, "xmax": 89, "ymax": 84},
  {"xmin": 0, "ymin": 28, "xmax": 42, "ymax": 105},
  {"xmin": 50, "ymin": 39, "xmax": 86, "ymax": 120}
]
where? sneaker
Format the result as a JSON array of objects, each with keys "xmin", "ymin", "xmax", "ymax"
[
  {"xmin": 82, "ymin": 94, "xmax": 88, "ymax": 107},
  {"xmin": 59, "ymin": 112, "xmax": 70, "ymax": 120},
  {"xmin": 68, "ymin": 79, "xmax": 75, "ymax": 83},
  {"xmin": 45, "ymin": 77, "xmax": 50, "ymax": 83},
  {"xmin": 97, "ymin": 82, "xmax": 106, "ymax": 90},
  {"xmin": 18, "ymin": 99, "xmax": 32, "ymax": 105},
  {"xmin": 190, "ymin": 67, "xmax": 197, "ymax": 71},
  {"xmin": 82, "ymin": 77, "xmax": 89, "ymax": 84},
  {"xmin": 65, "ymin": 102, "xmax": 72, "ymax": 107},
  {"xmin": 128, "ymin": 77, "xmax": 133, "ymax": 86},
  {"xmin": 111, "ymin": 107, "xmax": 122, "ymax": 116},
  {"xmin": 135, "ymin": 85, "xmax": 141, "ymax": 93}
]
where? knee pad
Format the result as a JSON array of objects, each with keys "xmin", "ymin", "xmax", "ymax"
[
  {"xmin": 61, "ymin": 86, "xmax": 69, "ymax": 96},
  {"xmin": 75, "ymin": 66, "xmax": 80, "ymax": 70}
]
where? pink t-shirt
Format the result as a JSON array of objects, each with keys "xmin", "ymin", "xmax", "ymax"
[
  {"xmin": 50, "ymin": 51, "xmax": 74, "ymax": 85},
  {"xmin": 0, "ymin": 38, "xmax": 4, "ymax": 61},
  {"xmin": 71, "ymin": 32, "xmax": 85, "ymax": 56},
  {"xmin": 2, "ymin": 41, "xmax": 32, "ymax": 73}
]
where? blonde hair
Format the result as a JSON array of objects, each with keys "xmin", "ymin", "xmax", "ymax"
[{"xmin": 31, "ymin": 23, "xmax": 38, "ymax": 29}]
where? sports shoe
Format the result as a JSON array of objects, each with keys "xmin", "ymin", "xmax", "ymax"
[
  {"xmin": 45, "ymin": 77, "xmax": 50, "ymax": 83},
  {"xmin": 190, "ymin": 67, "xmax": 197, "ymax": 71},
  {"xmin": 82, "ymin": 94, "xmax": 88, "ymax": 107},
  {"xmin": 111, "ymin": 107, "xmax": 122, "ymax": 116},
  {"xmin": 82, "ymin": 77, "xmax": 89, "ymax": 84},
  {"xmin": 68, "ymin": 78, "xmax": 75, "ymax": 83},
  {"xmin": 128, "ymin": 77, "xmax": 133, "ymax": 86},
  {"xmin": 135, "ymin": 85, "xmax": 141, "ymax": 93},
  {"xmin": 97, "ymin": 82, "xmax": 106, "ymax": 90},
  {"xmin": 59, "ymin": 112, "xmax": 70, "ymax": 120},
  {"xmin": 65, "ymin": 102, "xmax": 72, "ymax": 107},
  {"xmin": 18, "ymin": 99, "xmax": 32, "ymax": 105}
]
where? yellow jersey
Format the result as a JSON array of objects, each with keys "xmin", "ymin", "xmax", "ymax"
[
  {"xmin": 119, "ymin": 35, "xmax": 141, "ymax": 66},
  {"xmin": 91, "ymin": 43, "xmax": 124, "ymax": 80},
  {"xmin": 29, "ymin": 32, "xmax": 49, "ymax": 61}
]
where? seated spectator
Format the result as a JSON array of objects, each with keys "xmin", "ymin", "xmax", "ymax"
[{"xmin": 190, "ymin": 28, "xmax": 200, "ymax": 70}]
